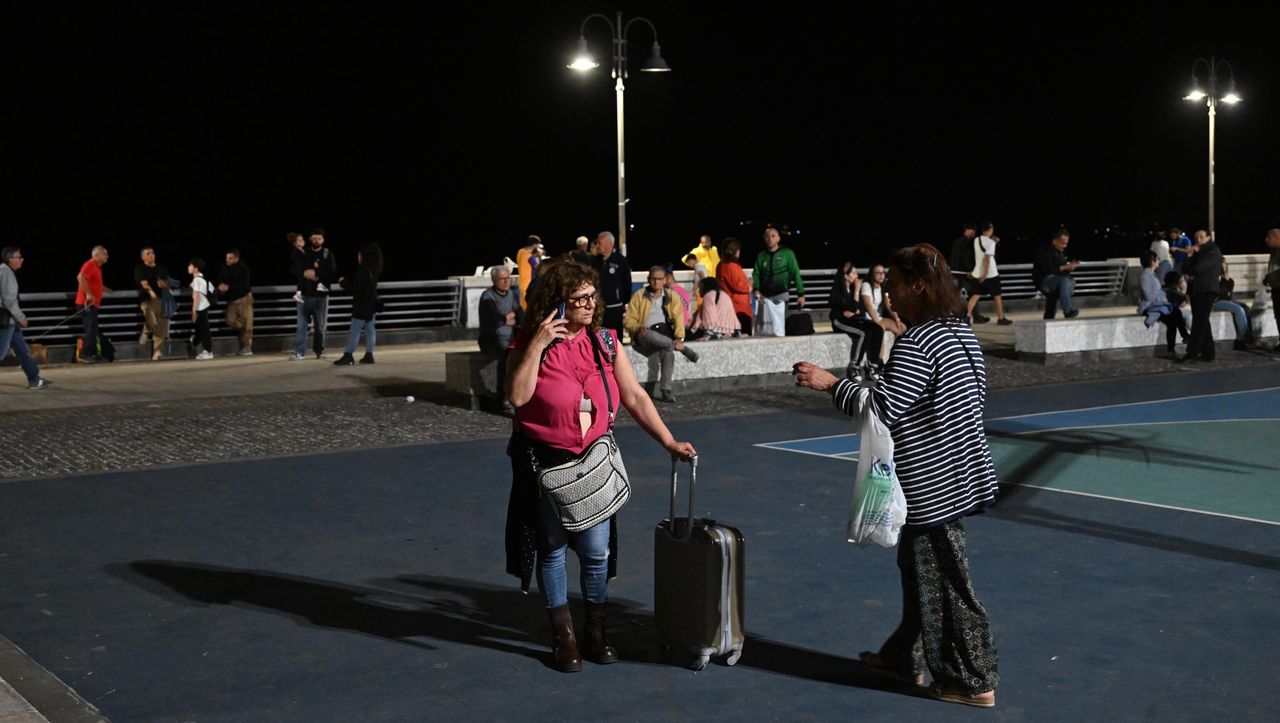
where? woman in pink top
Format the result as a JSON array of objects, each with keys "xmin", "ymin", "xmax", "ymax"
[
  {"xmin": 688, "ymin": 277, "xmax": 740, "ymax": 340},
  {"xmin": 505, "ymin": 257, "xmax": 696, "ymax": 673}
]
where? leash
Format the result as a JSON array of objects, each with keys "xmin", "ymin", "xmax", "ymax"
[{"xmin": 30, "ymin": 306, "xmax": 89, "ymax": 341}]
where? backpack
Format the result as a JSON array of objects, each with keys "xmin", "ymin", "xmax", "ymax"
[
  {"xmin": 198, "ymin": 276, "xmax": 218, "ymax": 307},
  {"xmin": 950, "ymin": 236, "xmax": 976, "ymax": 276}
]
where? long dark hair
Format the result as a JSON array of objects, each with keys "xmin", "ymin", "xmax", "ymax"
[
  {"xmin": 834, "ymin": 261, "xmax": 856, "ymax": 294},
  {"xmin": 698, "ymin": 276, "xmax": 722, "ymax": 304},
  {"xmin": 521, "ymin": 256, "xmax": 603, "ymax": 336},
  {"xmin": 887, "ymin": 243, "xmax": 965, "ymax": 323},
  {"xmin": 359, "ymin": 243, "xmax": 384, "ymax": 278}
]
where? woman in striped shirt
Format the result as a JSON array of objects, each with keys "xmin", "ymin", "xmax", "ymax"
[{"xmin": 794, "ymin": 243, "xmax": 1000, "ymax": 709}]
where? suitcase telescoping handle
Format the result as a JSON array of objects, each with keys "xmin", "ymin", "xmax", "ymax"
[{"xmin": 669, "ymin": 454, "xmax": 699, "ymax": 539}]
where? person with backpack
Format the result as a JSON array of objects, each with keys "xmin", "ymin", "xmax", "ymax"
[
  {"xmin": 949, "ymin": 222, "xmax": 988, "ymax": 323},
  {"xmin": 752, "ymin": 225, "xmax": 805, "ymax": 337},
  {"xmin": 623, "ymin": 266, "xmax": 699, "ymax": 403},
  {"xmin": 188, "ymin": 258, "xmax": 215, "ymax": 360},
  {"xmin": 964, "ymin": 222, "xmax": 1012, "ymax": 326}
]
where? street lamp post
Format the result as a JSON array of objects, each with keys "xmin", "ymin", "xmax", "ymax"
[
  {"xmin": 1183, "ymin": 56, "xmax": 1241, "ymax": 240},
  {"xmin": 569, "ymin": 12, "xmax": 670, "ymax": 258}
]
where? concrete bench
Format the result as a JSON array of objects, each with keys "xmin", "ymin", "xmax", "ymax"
[
  {"xmin": 442, "ymin": 332, "xmax": 856, "ymax": 404},
  {"xmin": 1015, "ymin": 309, "xmax": 1278, "ymax": 364},
  {"xmin": 627, "ymin": 333, "xmax": 852, "ymax": 394}
]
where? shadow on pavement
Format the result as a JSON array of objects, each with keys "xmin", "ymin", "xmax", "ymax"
[{"xmin": 113, "ymin": 561, "xmax": 922, "ymax": 696}]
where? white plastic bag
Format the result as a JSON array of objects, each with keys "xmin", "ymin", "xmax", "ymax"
[{"xmin": 848, "ymin": 391, "xmax": 907, "ymax": 547}]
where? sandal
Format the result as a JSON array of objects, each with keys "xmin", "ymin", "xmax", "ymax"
[
  {"xmin": 927, "ymin": 682, "xmax": 996, "ymax": 708},
  {"xmin": 858, "ymin": 651, "xmax": 924, "ymax": 686}
]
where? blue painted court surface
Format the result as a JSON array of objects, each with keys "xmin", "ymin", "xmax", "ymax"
[{"xmin": 0, "ymin": 367, "xmax": 1277, "ymax": 721}]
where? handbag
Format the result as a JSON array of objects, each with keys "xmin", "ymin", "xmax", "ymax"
[{"xmin": 530, "ymin": 331, "xmax": 631, "ymax": 532}]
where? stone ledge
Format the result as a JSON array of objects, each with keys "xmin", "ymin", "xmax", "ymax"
[
  {"xmin": 443, "ymin": 333, "xmax": 854, "ymax": 404},
  {"xmin": 1015, "ymin": 309, "xmax": 1278, "ymax": 363}
]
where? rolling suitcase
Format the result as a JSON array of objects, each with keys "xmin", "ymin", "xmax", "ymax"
[{"xmin": 654, "ymin": 455, "xmax": 745, "ymax": 670}]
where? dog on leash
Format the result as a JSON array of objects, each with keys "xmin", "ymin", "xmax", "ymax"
[{"xmin": 28, "ymin": 342, "xmax": 49, "ymax": 365}]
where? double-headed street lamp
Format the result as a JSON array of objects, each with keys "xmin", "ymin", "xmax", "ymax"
[
  {"xmin": 1183, "ymin": 56, "xmax": 1241, "ymax": 240},
  {"xmin": 569, "ymin": 12, "xmax": 671, "ymax": 258}
]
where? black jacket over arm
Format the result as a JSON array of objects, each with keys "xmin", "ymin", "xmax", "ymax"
[{"xmin": 1183, "ymin": 242, "xmax": 1223, "ymax": 296}]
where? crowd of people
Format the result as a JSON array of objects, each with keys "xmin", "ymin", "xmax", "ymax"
[
  {"xmin": 0, "ymin": 229, "xmax": 389, "ymax": 389},
  {"xmin": 4, "ymin": 224, "xmax": 1279, "ymax": 393}
]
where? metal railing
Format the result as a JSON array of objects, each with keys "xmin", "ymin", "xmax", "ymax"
[
  {"xmin": 957, "ymin": 261, "xmax": 1129, "ymax": 301},
  {"xmin": 18, "ymin": 280, "xmax": 465, "ymax": 344},
  {"xmin": 787, "ymin": 260, "xmax": 1127, "ymax": 310}
]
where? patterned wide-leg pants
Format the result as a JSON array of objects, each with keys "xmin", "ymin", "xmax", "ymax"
[{"xmin": 877, "ymin": 519, "xmax": 999, "ymax": 694}]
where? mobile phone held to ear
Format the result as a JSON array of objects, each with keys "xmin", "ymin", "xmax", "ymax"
[{"xmin": 549, "ymin": 303, "xmax": 566, "ymax": 345}]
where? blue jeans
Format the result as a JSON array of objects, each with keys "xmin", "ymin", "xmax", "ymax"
[
  {"xmin": 1040, "ymin": 275, "xmax": 1075, "ymax": 318},
  {"xmin": 294, "ymin": 296, "xmax": 329, "ymax": 356},
  {"xmin": 0, "ymin": 324, "xmax": 40, "ymax": 382},
  {"xmin": 536, "ymin": 500, "xmax": 610, "ymax": 608},
  {"xmin": 1213, "ymin": 300, "xmax": 1248, "ymax": 340},
  {"xmin": 344, "ymin": 316, "xmax": 376, "ymax": 355}
]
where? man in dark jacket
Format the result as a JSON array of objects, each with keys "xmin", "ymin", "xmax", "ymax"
[
  {"xmin": 292, "ymin": 228, "xmax": 339, "ymax": 360},
  {"xmin": 217, "ymin": 249, "xmax": 253, "ymax": 355},
  {"xmin": 1032, "ymin": 229, "xmax": 1081, "ymax": 319},
  {"xmin": 592, "ymin": 231, "xmax": 632, "ymax": 336},
  {"xmin": 1180, "ymin": 228, "xmax": 1223, "ymax": 362}
]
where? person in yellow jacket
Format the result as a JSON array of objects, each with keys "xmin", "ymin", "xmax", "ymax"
[
  {"xmin": 623, "ymin": 266, "xmax": 700, "ymax": 402},
  {"xmin": 687, "ymin": 234, "xmax": 720, "ymax": 277},
  {"xmin": 515, "ymin": 235, "xmax": 542, "ymax": 310}
]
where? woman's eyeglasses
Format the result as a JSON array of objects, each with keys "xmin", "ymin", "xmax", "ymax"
[{"xmin": 567, "ymin": 292, "xmax": 601, "ymax": 308}]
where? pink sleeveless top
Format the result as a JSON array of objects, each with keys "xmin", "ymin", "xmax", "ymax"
[{"xmin": 512, "ymin": 328, "xmax": 619, "ymax": 454}]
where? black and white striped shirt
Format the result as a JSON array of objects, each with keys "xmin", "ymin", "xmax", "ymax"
[{"xmin": 834, "ymin": 318, "xmax": 998, "ymax": 528}]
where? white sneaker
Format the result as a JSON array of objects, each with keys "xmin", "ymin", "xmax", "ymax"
[
  {"xmin": 288, "ymin": 352, "xmax": 307, "ymax": 361},
  {"xmin": 195, "ymin": 350, "xmax": 214, "ymax": 360},
  {"xmin": 151, "ymin": 350, "xmax": 162, "ymax": 361}
]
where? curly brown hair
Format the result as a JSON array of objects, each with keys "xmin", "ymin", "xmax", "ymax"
[
  {"xmin": 521, "ymin": 255, "xmax": 604, "ymax": 336},
  {"xmin": 888, "ymin": 243, "xmax": 966, "ymax": 323}
]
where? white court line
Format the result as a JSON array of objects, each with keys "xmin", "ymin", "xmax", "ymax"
[
  {"xmin": 753, "ymin": 390, "xmax": 1280, "ymax": 526},
  {"xmin": 756, "ymin": 386, "xmax": 1280, "ymax": 450},
  {"xmin": 1003, "ymin": 481, "xmax": 1280, "ymax": 527},
  {"xmin": 1002, "ymin": 417, "xmax": 1280, "ymax": 436}
]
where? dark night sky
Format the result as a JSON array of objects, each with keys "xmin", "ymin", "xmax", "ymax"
[{"xmin": 5, "ymin": 1, "xmax": 1277, "ymax": 291}]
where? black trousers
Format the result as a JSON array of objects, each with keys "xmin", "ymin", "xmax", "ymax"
[
  {"xmin": 1186, "ymin": 291, "xmax": 1217, "ymax": 360},
  {"xmin": 1158, "ymin": 310, "xmax": 1188, "ymax": 353},
  {"xmin": 194, "ymin": 309, "xmax": 213, "ymax": 352}
]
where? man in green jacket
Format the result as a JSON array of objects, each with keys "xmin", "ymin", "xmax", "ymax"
[{"xmin": 752, "ymin": 225, "xmax": 805, "ymax": 336}]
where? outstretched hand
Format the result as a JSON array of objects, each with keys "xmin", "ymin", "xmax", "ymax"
[{"xmin": 792, "ymin": 361, "xmax": 839, "ymax": 393}]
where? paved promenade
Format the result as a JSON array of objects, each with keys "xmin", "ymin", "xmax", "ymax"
[{"xmin": 0, "ymin": 307, "xmax": 1275, "ymax": 720}]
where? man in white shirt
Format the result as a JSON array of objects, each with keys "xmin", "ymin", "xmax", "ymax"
[{"xmin": 965, "ymin": 222, "xmax": 1012, "ymax": 326}]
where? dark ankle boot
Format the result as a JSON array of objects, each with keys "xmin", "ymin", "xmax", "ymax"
[
  {"xmin": 583, "ymin": 601, "xmax": 618, "ymax": 664},
  {"xmin": 547, "ymin": 604, "xmax": 582, "ymax": 672},
  {"xmin": 333, "ymin": 353, "xmax": 355, "ymax": 366},
  {"xmin": 359, "ymin": 353, "xmax": 375, "ymax": 364}
]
